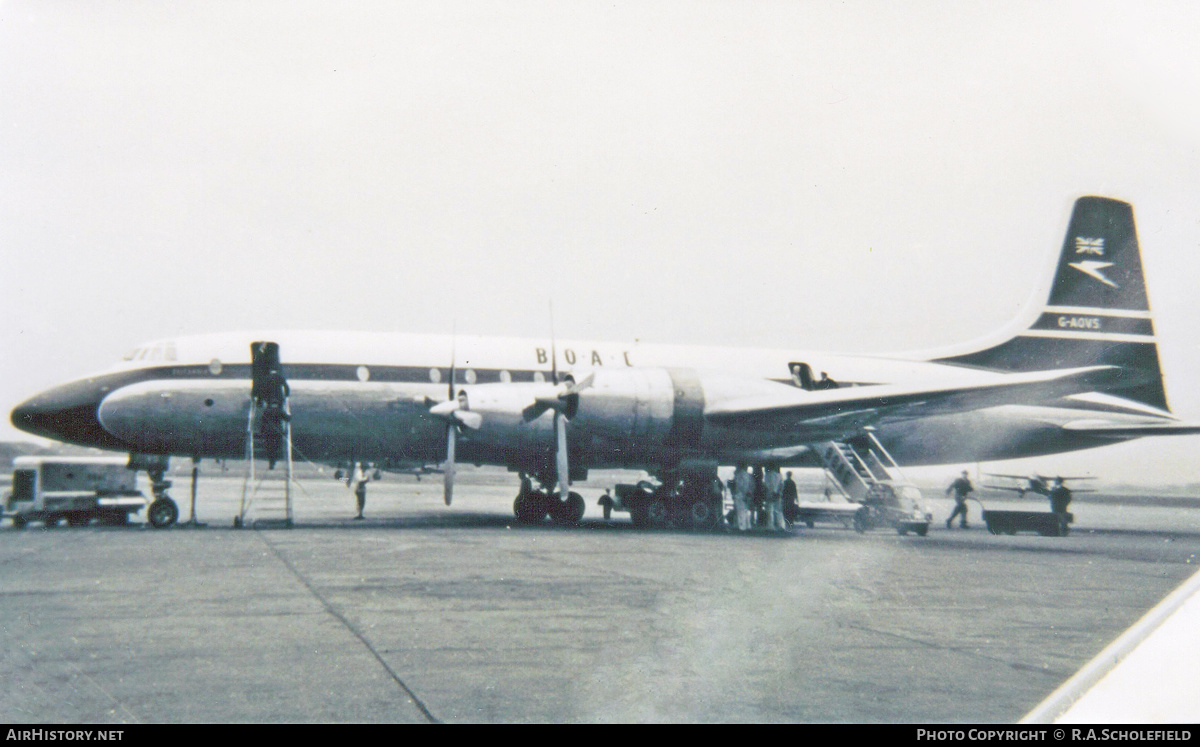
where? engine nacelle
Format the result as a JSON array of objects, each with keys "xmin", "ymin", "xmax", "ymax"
[{"xmin": 462, "ymin": 368, "xmax": 705, "ymax": 462}]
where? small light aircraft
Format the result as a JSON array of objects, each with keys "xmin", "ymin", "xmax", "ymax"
[{"xmin": 984, "ymin": 473, "xmax": 1097, "ymax": 499}]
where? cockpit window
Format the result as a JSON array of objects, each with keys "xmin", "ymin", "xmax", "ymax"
[{"xmin": 122, "ymin": 341, "xmax": 177, "ymax": 364}]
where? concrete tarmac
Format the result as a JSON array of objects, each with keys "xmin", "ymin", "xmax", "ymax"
[{"xmin": 2, "ymin": 470, "xmax": 1198, "ymax": 723}]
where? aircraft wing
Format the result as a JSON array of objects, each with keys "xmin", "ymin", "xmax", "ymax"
[
  {"xmin": 1062, "ymin": 420, "xmax": 1200, "ymax": 439},
  {"xmin": 1023, "ymin": 565, "xmax": 1200, "ymax": 723},
  {"xmin": 986, "ymin": 473, "xmax": 1096, "ymax": 482},
  {"xmin": 706, "ymin": 366, "xmax": 1120, "ymax": 433},
  {"xmin": 983, "ymin": 485, "xmax": 1031, "ymax": 493}
]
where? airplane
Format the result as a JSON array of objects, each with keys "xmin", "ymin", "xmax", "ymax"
[
  {"xmin": 984, "ymin": 473, "xmax": 1097, "ymax": 498},
  {"xmin": 12, "ymin": 195, "xmax": 1200, "ymax": 529}
]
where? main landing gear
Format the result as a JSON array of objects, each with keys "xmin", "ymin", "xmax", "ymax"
[{"xmin": 513, "ymin": 475, "xmax": 586, "ymax": 526}]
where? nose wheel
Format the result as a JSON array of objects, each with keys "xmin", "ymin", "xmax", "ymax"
[
  {"xmin": 148, "ymin": 498, "xmax": 179, "ymax": 528},
  {"xmin": 147, "ymin": 469, "xmax": 179, "ymax": 529}
]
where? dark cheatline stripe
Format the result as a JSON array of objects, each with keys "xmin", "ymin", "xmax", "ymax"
[{"xmin": 130, "ymin": 363, "xmax": 550, "ymax": 385}]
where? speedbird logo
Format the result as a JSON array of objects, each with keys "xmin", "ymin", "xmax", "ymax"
[{"xmin": 1069, "ymin": 259, "xmax": 1119, "ymax": 288}]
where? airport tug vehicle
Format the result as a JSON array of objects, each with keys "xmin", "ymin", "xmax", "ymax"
[{"xmin": 3, "ymin": 456, "xmax": 147, "ymax": 528}]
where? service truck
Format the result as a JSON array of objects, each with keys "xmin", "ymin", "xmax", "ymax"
[{"xmin": 3, "ymin": 456, "xmax": 146, "ymax": 528}]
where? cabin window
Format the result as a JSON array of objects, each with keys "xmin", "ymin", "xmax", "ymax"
[
  {"xmin": 429, "ymin": 368, "xmax": 442, "ymax": 384},
  {"xmin": 499, "ymin": 370, "xmax": 512, "ymax": 383},
  {"xmin": 533, "ymin": 371, "xmax": 546, "ymax": 383},
  {"xmin": 209, "ymin": 359, "xmax": 223, "ymax": 375},
  {"xmin": 357, "ymin": 366, "xmax": 370, "ymax": 382},
  {"xmin": 464, "ymin": 369, "xmax": 477, "ymax": 384}
]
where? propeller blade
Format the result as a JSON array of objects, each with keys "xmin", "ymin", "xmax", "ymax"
[
  {"xmin": 522, "ymin": 401, "xmax": 551, "ymax": 422},
  {"xmin": 554, "ymin": 410, "xmax": 570, "ymax": 500},
  {"xmin": 443, "ymin": 423, "xmax": 456, "ymax": 506},
  {"xmin": 549, "ymin": 301, "xmax": 558, "ymax": 384},
  {"xmin": 563, "ymin": 372, "xmax": 595, "ymax": 396},
  {"xmin": 448, "ymin": 327, "xmax": 457, "ymax": 401},
  {"xmin": 430, "ymin": 393, "xmax": 482, "ymax": 430},
  {"xmin": 455, "ymin": 410, "xmax": 482, "ymax": 430}
]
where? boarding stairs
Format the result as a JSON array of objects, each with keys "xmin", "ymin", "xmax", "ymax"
[
  {"xmin": 815, "ymin": 431, "xmax": 909, "ymax": 503},
  {"xmin": 236, "ymin": 341, "xmax": 295, "ymax": 529}
]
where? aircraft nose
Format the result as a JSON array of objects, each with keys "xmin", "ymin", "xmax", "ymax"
[{"xmin": 11, "ymin": 380, "xmax": 129, "ymax": 449}]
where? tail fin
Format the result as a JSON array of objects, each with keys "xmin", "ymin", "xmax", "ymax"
[{"xmin": 937, "ymin": 196, "xmax": 1168, "ymax": 411}]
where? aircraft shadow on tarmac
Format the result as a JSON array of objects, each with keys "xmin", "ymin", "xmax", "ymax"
[{"xmin": 33, "ymin": 511, "xmax": 811, "ymax": 538}]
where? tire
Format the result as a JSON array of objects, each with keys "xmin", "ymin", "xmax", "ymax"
[
  {"xmin": 897, "ymin": 526, "xmax": 909, "ymax": 536},
  {"xmin": 629, "ymin": 502, "xmax": 651, "ymax": 528},
  {"xmin": 513, "ymin": 494, "xmax": 546, "ymax": 524},
  {"xmin": 646, "ymin": 498, "xmax": 670, "ymax": 528},
  {"xmin": 915, "ymin": 524, "xmax": 928, "ymax": 537},
  {"xmin": 550, "ymin": 492, "xmax": 586, "ymax": 526},
  {"xmin": 852, "ymin": 508, "xmax": 868, "ymax": 534},
  {"xmin": 688, "ymin": 499, "xmax": 721, "ymax": 531},
  {"xmin": 10, "ymin": 515, "xmax": 27, "ymax": 529},
  {"xmin": 67, "ymin": 512, "xmax": 90, "ymax": 527},
  {"xmin": 148, "ymin": 498, "xmax": 179, "ymax": 529},
  {"xmin": 43, "ymin": 513, "xmax": 62, "ymax": 528}
]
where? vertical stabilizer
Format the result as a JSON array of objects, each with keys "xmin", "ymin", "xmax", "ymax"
[{"xmin": 937, "ymin": 197, "xmax": 1168, "ymax": 411}]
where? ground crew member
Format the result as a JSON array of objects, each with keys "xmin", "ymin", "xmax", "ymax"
[
  {"xmin": 752, "ymin": 466, "xmax": 766, "ymax": 527},
  {"xmin": 782, "ymin": 471, "xmax": 799, "ymax": 523},
  {"xmin": 598, "ymin": 489, "xmax": 614, "ymax": 520},
  {"xmin": 945, "ymin": 470, "xmax": 973, "ymax": 528},
  {"xmin": 764, "ymin": 466, "xmax": 787, "ymax": 532},
  {"xmin": 733, "ymin": 464, "xmax": 752, "ymax": 531},
  {"xmin": 814, "ymin": 372, "xmax": 839, "ymax": 390},
  {"xmin": 349, "ymin": 462, "xmax": 370, "ymax": 520},
  {"xmin": 260, "ymin": 404, "xmax": 289, "ymax": 469},
  {"xmin": 1048, "ymin": 478, "xmax": 1072, "ymax": 514}
]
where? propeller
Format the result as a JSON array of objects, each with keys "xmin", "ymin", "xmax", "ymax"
[
  {"xmin": 428, "ymin": 338, "xmax": 482, "ymax": 506},
  {"xmin": 521, "ymin": 372, "xmax": 594, "ymax": 422},
  {"xmin": 520, "ymin": 359, "xmax": 595, "ymax": 500}
]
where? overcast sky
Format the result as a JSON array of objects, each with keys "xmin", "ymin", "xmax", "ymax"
[{"xmin": 3, "ymin": 1, "xmax": 1199, "ymax": 481}]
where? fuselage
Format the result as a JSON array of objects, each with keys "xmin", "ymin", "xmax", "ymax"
[{"xmin": 11, "ymin": 330, "xmax": 1171, "ymax": 475}]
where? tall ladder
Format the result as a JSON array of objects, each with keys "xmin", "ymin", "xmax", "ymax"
[
  {"xmin": 236, "ymin": 341, "xmax": 295, "ymax": 528},
  {"xmin": 815, "ymin": 430, "xmax": 909, "ymax": 503}
]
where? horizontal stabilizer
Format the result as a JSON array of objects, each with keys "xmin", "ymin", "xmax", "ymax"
[
  {"xmin": 707, "ymin": 366, "xmax": 1122, "ymax": 429},
  {"xmin": 1061, "ymin": 420, "xmax": 1200, "ymax": 439}
]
